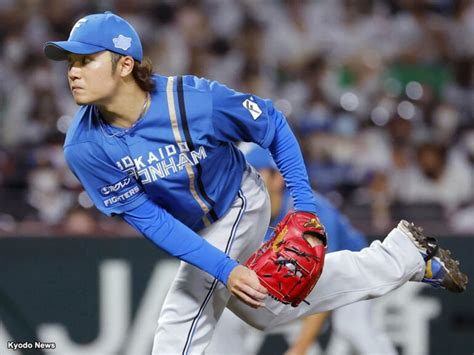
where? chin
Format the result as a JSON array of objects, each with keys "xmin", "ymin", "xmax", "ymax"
[
  {"xmin": 74, "ymin": 98, "xmax": 91, "ymax": 105},
  {"xmin": 72, "ymin": 94, "xmax": 94, "ymax": 106}
]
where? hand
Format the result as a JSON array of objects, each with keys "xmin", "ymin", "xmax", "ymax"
[
  {"xmin": 303, "ymin": 232, "xmax": 324, "ymax": 247},
  {"xmin": 227, "ymin": 265, "xmax": 268, "ymax": 308}
]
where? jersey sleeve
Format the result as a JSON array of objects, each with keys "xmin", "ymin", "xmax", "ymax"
[
  {"xmin": 209, "ymin": 78, "xmax": 316, "ymax": 212},
  {"xmin": 209, "ymin": 80, "xmax": 277, "ymax": 147},
  {"xmin": 122, "ymin": 199, "xmax": 239, "ymax": 285},
  {"xmin": 64, "ymin": 142, "xmax": 148, "ymax": 216}
]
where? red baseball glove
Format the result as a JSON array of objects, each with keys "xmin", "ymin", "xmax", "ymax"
[{"xmin": 245, "ymin": 211, "xmax": 327, "ymax": 307}]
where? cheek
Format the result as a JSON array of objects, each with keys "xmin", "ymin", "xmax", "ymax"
[{"xmin": 87, "ymin": 67, "xmax": 116, "ymax": 94}]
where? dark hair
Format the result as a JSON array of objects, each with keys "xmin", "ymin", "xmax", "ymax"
[{"xmin": 110, "ymin": 52, "xmax": 156, "ymax": 92}]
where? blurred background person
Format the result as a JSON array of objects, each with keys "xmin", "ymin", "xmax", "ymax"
[{"xmin": 0, "ymin": 1, "xmax": 472, "ymax": 234}]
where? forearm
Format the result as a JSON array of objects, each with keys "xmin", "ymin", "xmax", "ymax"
[
  {"xmin": 122, "ymin": 199, "xmax": 239, "ymax": 285},
  {"xmin": 268, "ymin": 112, "xmax": 316, "ymax": 213}
]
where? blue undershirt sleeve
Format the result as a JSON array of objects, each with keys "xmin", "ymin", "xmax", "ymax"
[
  {"xmin": 268, "ymin": 112, "xmax": 317, "ymax": 213},
  {"xmin": 122, "ymin": 199, "xmax": 239, "ymax": 285}
]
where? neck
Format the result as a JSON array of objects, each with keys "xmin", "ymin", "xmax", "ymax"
[{"xmin": 97, "ymin": 81, "xmax": 149, "ymax": 128}]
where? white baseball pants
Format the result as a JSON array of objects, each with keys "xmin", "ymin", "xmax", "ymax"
[
  {"xmin": 152, "ymin": 166, "xmax": 425, "ymax": 355},
  {"xmin": 207, "ymin": 298, "xmax": 397, "ymax": 355}
]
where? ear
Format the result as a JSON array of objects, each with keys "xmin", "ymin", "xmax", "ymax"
[{"xmin": 119, "ymin": 56, "xmax": 135, "ymax": 77}]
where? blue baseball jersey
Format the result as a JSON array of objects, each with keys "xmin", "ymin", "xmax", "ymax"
[
  {"xmin": 66, "ymin": 75, "xmax": 273, "ymax": 229},
  {"xmin": 266, "ymin": 190, "xmax": 367, "ymax": 253},
  {"xmin": 64, "ymin": 74, "xmax": 316, "ymax": 284}
]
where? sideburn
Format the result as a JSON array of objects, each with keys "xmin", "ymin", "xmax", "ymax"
[{"xmin": 110, "ymin": 52, "xmax": 121, "ymax": 75}]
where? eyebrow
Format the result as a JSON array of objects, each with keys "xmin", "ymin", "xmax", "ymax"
[{"xmin": 67, "ymin": 53, "xmax": 92, "ymax": 61}]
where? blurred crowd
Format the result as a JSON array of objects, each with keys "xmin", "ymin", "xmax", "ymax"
[{"xmin": 1, "ymin": 0, "xmax": 474, "ymax": 236}]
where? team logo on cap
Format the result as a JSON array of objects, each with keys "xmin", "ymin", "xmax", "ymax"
[
  {"xmin": 113, "ymin": 35, "xmax": 132, "ymax": 51},
  {"xmin": 70, "ymin": 18, "xmax": 88, "ymax": 37}
]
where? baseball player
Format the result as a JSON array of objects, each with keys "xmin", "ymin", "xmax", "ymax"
[
  {"xmin": 43, "ymin": 12, "xmax": 467, "ymax": 355},
  {"xmin": 208, "ymin": 144, "xmax": 396, "ymax": 355}
]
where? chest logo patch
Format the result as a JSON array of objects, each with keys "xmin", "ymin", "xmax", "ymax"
[{"xmin": 99, "ymin": 177, "xmax": 132, "ymax": 196}]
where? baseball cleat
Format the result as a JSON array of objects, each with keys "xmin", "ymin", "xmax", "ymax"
[{"xmin": 398, "ymin": 220, "xmax": 468, "ymax": 293}]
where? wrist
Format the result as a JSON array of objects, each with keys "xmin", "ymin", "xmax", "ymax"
[
  {"xmin": 294, "ymin": 203, "xmax": 317, "ymax": 214},
  {"xmin": 223, "ymin": 260, "xmax": 240, "ymax": 286}
]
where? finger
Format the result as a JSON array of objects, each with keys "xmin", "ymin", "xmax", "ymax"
[
  {"xmin": 240, "ymin": 284, "xmax": 267, "ymax": 302},
  {"xmin": 234, "ymin": 290, "xmax": 265, "ymax": 309},
  {"xmin": 255, "ymin": 283, "xmax": 268, "ymax": 294},
  {"xmin": 231, "ymin": 283, "xmax": 266, "ymax": 307},
  {"xmin": 247, "ymin": 276, "xmax": 268, "ymax": 294},
  {"xmin": 303, "ymin": 232, "xmax": 324, "ymax": 247}
]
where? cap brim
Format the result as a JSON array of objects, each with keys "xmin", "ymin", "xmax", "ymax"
[{"xmin": 44, "ymin": 41, "xmax": 105, "ymax": 61}]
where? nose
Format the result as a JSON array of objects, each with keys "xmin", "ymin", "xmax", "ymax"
[{"xmin": 68, "ymin": 62, "xmax": 81, "ymax": 81}]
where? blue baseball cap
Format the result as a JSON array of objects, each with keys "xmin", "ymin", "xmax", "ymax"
[{"xmin": 44, "ymin": 11, "xmax": 143, "ymax": 62}]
